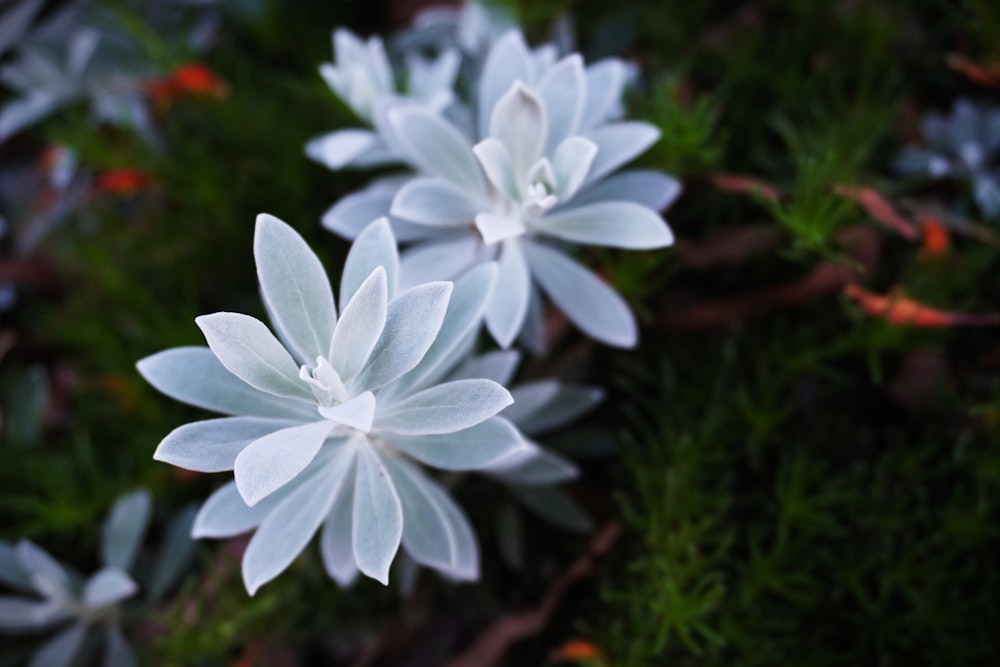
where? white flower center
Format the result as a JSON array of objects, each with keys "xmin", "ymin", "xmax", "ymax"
[{"xmin": 299, "ymin": 356, "xmax": 348, "ymax": 407}]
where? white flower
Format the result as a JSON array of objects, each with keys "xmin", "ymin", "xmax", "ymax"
[
  {"xmin": 305, "ymin": 28, "xmax": 460, "ymax": 171},
  {"xmin": 138, "ymin": 215, "xmax": 528, "ymax": 592},
  {"xmin": 0, "ymin": 491, "xmax": 156, "ymax": 667}
]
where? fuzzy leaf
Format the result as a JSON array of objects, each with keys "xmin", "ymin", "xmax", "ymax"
[
  {"xmin": 234, "ymin": 421, "xmax": 333, "ymax": 506},
  {"xmin": 390, "ymin": 416, "xmax": 526, "ymax": 470},
  {"xmin": 101, "ymin": 490, "xmax": 151, "ymax": 572},
  {"xmin": 352, "ymin": 446, "xmax": 403, "ymax": 584}
]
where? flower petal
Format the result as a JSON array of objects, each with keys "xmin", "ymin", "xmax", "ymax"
[
  {"xmin": 448, "ymin": 350, "xmax": 521, "ymax": 385},
  {"xmin": 536, "ymin": 54, "xmax": 585, "ymax": 153},
  {"xmin": 391, "ymin": 178, "xmax": 483, "ymax": 226},
  {"xmin": 478, "ymin": 30, "xmax": 534, "ymax": 136},
  {"xmin": 320, "ymin": 468, "xmax": 358, "ymax": 587},
  {"xmin": 340, "ymin": 218, "xmax": 399, "ymax": 304},
  {"xmin": 536, "ymin": 201, "xmax": 674, "ymax": 249},
  {"xmin": 522, "ymin": 241, "xmax": 637, "ymax": 348},
  {"xmin": 255, "ymin": 214, "xmax": 337, "ymax": 364},
  {"xmin": 394, "ymin": 263, "xmax": 498, "ymax": 393},
  {"xmin": 377, "ymin": 379, "xmax": 512, "ymax": 435},
  {"xmin": 381, "ymin": 454, "xmax": 456, "ymax": 571},
  {"xmin": 317, "ymin": 391, "xmax": 376, "ymax": 432},
  {"xmin": 350, "ymin": 282, "xmax": 452, "ymax": 392},
  {"xmin": 82, "ymin": 568, "xmax": 137, "ymax": 608},
  {"xmin": 582, "ymin": 122, "xmax": 661, "ymax": 186},
  {"xmin": 389, "ymin": 416, "xmax": 526, "ymax": 471},
  {"xmin": 570, "ymin": 169, "xmax": 682, "ymax": 211},
  {"xmin": 193, "ymin": 481, "xmax": 286, "ymax": 538},
  {"xmin": 28, "ymin": 623, "xmax": 87, "ymax": 667},
  {"xmin": 101, "ymin": 490, "xmax": 151, "ymax": 572},
  {"xmin": 304, "ymin": 129, "xmax": 379, "ymax": 170},
  {"xmin": 484, "ymin": 240, "xmax": 531, "ymax": 348},
  {"xmin": 352, "ymin": 446, "xmax": 403, "ymax": 585},
  {"xmin": 551, "ymin": 136, "xmax": 598, "ymax": 201},
  {"xmin": 580, "ymin": 59, "xmax": 628, "ymax": 130},
  {"xmin": 330, "ymin": 267, "xmax": 387, "ymax": 381},
  {"xmin": 490, "ymin": 82, "xmax": 547, "ymax": 180},
  {"xmin": 388, "ymin": 107, "xmax": 486, "ymax": 195},
  {"xmin": 234, "ymin": 421, "xmax": 333, "ymax": 506},
  {"xmin": 398, "ymin": 235, "xmax": 485, "ymax": 290},
  {"xmin": 195, "ymin": 313, "xmax": 314, "ymax": 401},
  {"xmin": 242, "ymin": 443, "xmax": 355, "ymax": 595},
  {"xmin": 154, "ymin": 417, "xmax": 296, "ymax": 473},
  {"xmin": 137, "ymin": 348, "xmax": 317, "ymax": 420}
]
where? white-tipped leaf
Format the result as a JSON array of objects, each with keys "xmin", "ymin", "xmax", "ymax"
[
  {"xmin": 254, "ymin": 214, "xmax": 338, "ymax": 364},
  {"xmin": 352, "ymin": 446, "xmax": 403, "ymax": 584},
  {"xmin": 490, "ymin": 83, "xmax": 547, "ymax": 178},
  {"xmin": 195, "ymin": 313, "xmax": 314, "ymax": 401},
  {"xmin": 317, "ymin": 392, "xmax": 376, "ymax": 432},
  {"xmin": 233, "ymin": 421, "xmax": 333, "ymax": 506}
]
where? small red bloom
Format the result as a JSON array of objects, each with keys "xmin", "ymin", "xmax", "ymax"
[
  {"xmin": 147, "ymin": 63, "xmax": 228, "ymax": 107},
  {"xmin": 843, "ymin": 283, "xmax": 1000, "ymax": 327},
  {"xmin": 918, "ymin": 214, "xmax": 950, "ymax": 259},
  {"xmin": 94, "ymin": 168, "xmax": 153, "ymax": 197}
]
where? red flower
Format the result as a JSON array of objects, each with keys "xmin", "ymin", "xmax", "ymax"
[{"xmin": 94, "ymin": 169, "xmax": 153, "ymax": 197}]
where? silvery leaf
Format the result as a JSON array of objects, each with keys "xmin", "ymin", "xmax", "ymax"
[
  {"xmin": 484, "ymin": 240, "xmax": 531, "ymax": 348},
  {"xmin": 317, "ymin": 392, "xmax": 376, "ymax": 432},
  {"xmin": 473, "ymin": 137, "xmax": 518, "ymax": 201},
  {"xmin": 477, "ymin": 30, "xmax": 534, "ymax": 135},
  {"xmin": 536, "ymin": 201, "xmax": 674, "ymax": 249},
  {"xmin": 416, "ymin": 473, "xmax": 479, "ymax": 580},
  {"xmin": 255, "ymin": 214, "xmax": 338, "ymax": 364},
  {"xmin": 193, "ymin": 481, "xmax": 285, "ymax": 539},
  {"xmin": 569, "ymin": 169, "xmax": 681, "ymax": 211},
  {"xmin": 381, "ymin": 454, "xmax": 456, "ymax": 571},
  {"xmin": 137, "ymin": 348, "xmax": 317, "ymax": 420},
  {"xmin": 487, "ymin": 445, "xmax": 579, "ymax": 485},
  {"xmin": 501, "ymin": 380, "xmax": 561, "ymax": 425},
  {"xmin": 510, "ymin": 485, "xmax": 592, "ymax": 533},
  {"xmin": 398, "ymin": 236, "xmax": 484, "ymax": 290},
  {"xmin": 321, "ymin": 182, "xmax": 396, "ymax": 240},
  {"xmin": 535, "ymin": 55, "xmax": 585, "ymax": 153},
  {"xmin": 389, "ymin": 107, "xmax": 486, "ymax": 196},
  {"xmin": 16, "ymin": 541, "xmax": 70, "ymax": 600},
  {"xmin": 580, "ymin": 59, "xmax": 628, "ymax": 130},
  {"xmin": 522, "ymin": 241, "xmax": 637, "ymax": 348},
  {"xmin": 391, "ymin": 178, "xmax": 483, "ymax": 226},
  {"xmin": 352, "ymin": 446, "xmax": 403, "ymax": 585},
  {"xmin": 320, "ymin": 467, "xmax": 358, "ymax": 586},
  {"xmin": 305, "ymin": 129, "xmax": 380, "ymax": 170},
  {"xmin": 340, "ymin": 218, "xmax": 399, "ymax": 306},
  {"xmin": 377, "ymin": 379, "xmax": 512, "ymax": 435},
  {"xmin": 448, "ymin": 350, "xmax": 521, "ymax": 385},
  {"xmin": 28, "ymin": 623, "xmax": 86, "ymax": 667},
  {"xmin": 154, "ymin": 417, "xmax": 297, "ymax": 473},
  {"xmin": 101, "ymin": 490, "xmax": 151, "ymax": 572},
  {"xmin": 0, "ymin": 0, "xmax": 44, "ymax": 57},
  {"xmin": 350, "ymin": 282, "xmax": 452, "ymax": 392},
  {"xmin": 330, "ymin": 267, "xmax": 387, "ymax": 381},
  {"xmin": 0, "ymin": 596, "xmax": 68, "ymax": 631},
  {"xmin": 517, "ymin": 385, "xmax": 605, "ymax": 435},
  {"xmin": 582, "ymin": 122, "xmax": 661, "ymax": 186},
  {"xmin": 490, "ymin": 83, "xmax": 547, "ymax": 179},
  {"xmin": 389, "ymin": 416, "xmax": 526, "ymax": 470},
  {"xmin": 0, "ymin": 91, "xmax": 64, "ymax": 140},
  {"xmin": 551, "ymin": 136, "xmax": 598, "ymax": 200},
  {"xmin": 82, "ymin": 568, "xmax": 137, "ymax": 608},
  {"xmin": 242, "ymin": 444, "xmax": 355, "ymax": 595},
  {"xmin": 234, "ymin": 420, "xmax": 333, "ymax": 506},
  {"xmin": 148, "ymin": 504, "xmax": 197, "ymax": 602},
  {"xmin": 102, "ymin": 625, "xmax": 137, "ymax": 667},
  {"xmin": 0, "ymin": 541, "xmax": 34, "ymax": 593},
  {"xmin": 195, "ymin": 313, "xmax": 315, "ymax": 401}
]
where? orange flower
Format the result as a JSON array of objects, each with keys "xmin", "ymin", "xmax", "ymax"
[
  {"xmin": 918, "ymin": 214, "xmax": 950, "ymax": 259},
  {"xmin": 148, "ymin": 63, "xmax": 228, "ymax": 107},
  {"xmin": 843, "ymin": 284, "xmax": 1000, "ymax": 327},
  {"xmin": 553, "ymin": 639, "xmax": 606, "ymax": 664},
  {"xmin": 94, "ymin": 168, "xmax": 153, "ymax": 197}
]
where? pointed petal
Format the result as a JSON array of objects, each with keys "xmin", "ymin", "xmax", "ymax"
[
  {"xmin": 242, "ymin": 444, "xmax": 355, "ymax": 595},
  {"xmin": 322, "ymin": 185, "xmax": 395, "ymax": 241},
  {"xmin": 101, "ymin": 490, "xmax": 151, "ymax": 572},
  {"xmin": 388, "ymin": 107, "xmax": 486, "ymax": 195},
  {"xmin": 582, "ymin": 122, "xmax": 661, "ymax": 186},
  {"xmin": 501, "ymin": 380, "xmax": 561, "ymax": 424},
  {"xmin": 478, "ymin": 30, "xmax": 534, "ymax": 136},
  {"xmin": 394, "ymin": 263, "xmax": 498, "ymax": 393},
  {"xmin": 381, "ymin": 455, "xmax": 457, "ymax": 571},
  {"xmin": 352, "ymin": 446, "xmax": 403, "ymax": 584},
  {"xmin": 340, "ymin": 218, "xmax": 399, "ymax": 305},
  {"xmin": 449, "ymin": 350, "xmax": 521, "ymax": 385},
  {"xmin": 137, "ymin": 347, "xmax": 317, "ymax": 420},
  {"xmin": 255, "ymin": 214, "xmax": 337, "ymax": 364},
  {"xmin": 536, "ymin": 55, "xmax": 586, "ymax": 152},
  {"xmin": 474, "ymin": 212, "xmax": 526, "ymax": 246},
  {"xmin": 536, "ymin": 201, "xmax": 673, "ymax": 249},
  {"xmin": 570, "ymin": 169, "xmax": 682, "ymax": 211},
  {"xmin": 82, "ymin": 568, "xmax": 137, "ymax": 608},
  {"xmin": 234, "ymin": 421, "xmax": 333, "ymax": 506},
  {"xmin": 517, "ymin": 385, "xmax": 604, "ymax": 435},
  {"xmin": 490, "ymin": 83, "xmax": 547, "ymax": 179},
  {"xmin": 351, "ymin": 282, "xmax": 452, "ymax": 392},
  {"xmin": 552, "ymin": 136, "xmax": 598, "ymax": 200},
  {"xmin": 484, "ymin": 240, "xmax": 531, "ymax": 348},
  {"xmin": 317, "ymin": 391, "xmax": 376, "ymax": 432},
  {"xmin": 378, "ymin": 379, "xmax": 511, "ymax": 435},
  {"xmin": 330, "ymin": 267, "xmax": 388, "ymax": 380},
  {"xmin": 305, "ymin": 129, "xmax": 379, "ymax": 170},
  {"xmin": 580, "ymin": 59, "xmax": 628, "ymax": 130},
  {"xmin": 195, "ymin": 313, "xmax": 314, "ymax": 401},
  {"xmin": 193, "ymin": 481, "xmax": 286, "ymax": 538},
  {"xmin": 391, "ymin": 178, "xmax": 483, "ymax": 227},
  {"xmin": 320, "ymin": 466, "xmax": 358, "ymax": 586},
  {"xmin": 28, "ymin": 623, "xmax": 87, "ymax": 667},
  {"xmin": 522, "ymin": 241, "xmax": 637, "ymax": 348},
  {"xmin": 398, "ymin": 236, "xmax": 484, "ymax": 290},
  {"xmin": 389, "ymin": 416, "xmax": 526, "ymax": 470},
  {"xmin": 154, "ymin": 417, "xmax": 297, "ymax": 473}
]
